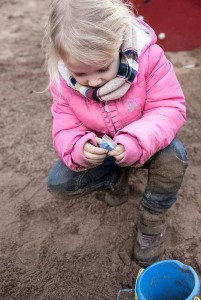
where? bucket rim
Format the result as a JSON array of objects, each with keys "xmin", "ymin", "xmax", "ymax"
[{"xmin": 136, "ymin": 260, "xmax": 200, "ymax": 300}]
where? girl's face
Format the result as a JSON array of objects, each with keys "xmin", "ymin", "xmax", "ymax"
[{"xmin": 64, "ymin": 51, "xmax": 120, "ymax": 88}]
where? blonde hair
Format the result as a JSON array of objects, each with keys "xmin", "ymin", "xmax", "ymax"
[{"xmin": 44, "ymin": 0, "xmax": 135, "ymax": 84}]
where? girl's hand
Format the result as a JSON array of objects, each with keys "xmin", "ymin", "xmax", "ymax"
[
  {"xmin": 83, "ymin": 137, "xmax": 108, "ymax": 165},
  {"xmin": 108, "ymin": 144, "xmax": 125, "ymax": 162}
]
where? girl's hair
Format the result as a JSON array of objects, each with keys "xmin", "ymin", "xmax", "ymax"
[{"xmin": 44, "ymin": 0, "xmax": 135, "ymax": 84}]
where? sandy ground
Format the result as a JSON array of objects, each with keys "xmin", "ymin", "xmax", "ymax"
[{"xmin": 0, "ymin": 0, "xmax": 201, "ymax": 299}]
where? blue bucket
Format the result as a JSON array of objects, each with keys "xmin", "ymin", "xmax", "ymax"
[{"xmin": 136, "ymin": 260, "xmax": 200, "ymax": 300}]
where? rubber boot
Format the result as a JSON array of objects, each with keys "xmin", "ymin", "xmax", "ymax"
[
  {"xmin": 97, "ymin": 167, "xmax": 131, "ymax": 207},
  {"xmin": 134, "ymin": 205, "xmax": 166, "ymax": 267}
]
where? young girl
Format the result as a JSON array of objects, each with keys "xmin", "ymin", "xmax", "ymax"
[{"xmin": 45, "ymin": 0, "xmax": 188, "ymax": 266}]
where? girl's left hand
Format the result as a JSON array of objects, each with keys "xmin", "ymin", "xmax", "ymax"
[{"xmin": 108, "ymin": 144, "xmax": 125, "ymax": 162}]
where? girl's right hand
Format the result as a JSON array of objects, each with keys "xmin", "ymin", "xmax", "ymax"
[{"xmin": 83, "ymin": 137, "xmax": 108, "ymax": 166}]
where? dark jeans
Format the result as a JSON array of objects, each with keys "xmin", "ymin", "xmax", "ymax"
[{"xmin": 47, "ymin": 138, "xmax": 188, "ymax": 213}]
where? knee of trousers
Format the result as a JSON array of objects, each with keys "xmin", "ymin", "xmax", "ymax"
[
  {"xmin": 47, "ymin": 161, "xmax": 85, "ymax": 193},
  {"xmin": 148, "ymin": 138, "xmax": 188, "ymax": 194},
  {"xmin": 154, "ymin": 138, "xmax": 188, "ymax": 173},
  {"xmin": 47, "ymin": 175, "xmax": 85, "ymax": 197}
]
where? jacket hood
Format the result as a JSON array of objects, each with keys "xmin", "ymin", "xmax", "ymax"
[{"xmin": 132, "ymin": 18, "xmax": 157, "ymax": 60}]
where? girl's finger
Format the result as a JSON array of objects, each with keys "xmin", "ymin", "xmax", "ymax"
[
  {"xmin": 114, "ymin": 152, "xmax": 125, "ymax": 162},
  {"xmin": 84, "ymin": 142, "xmax": 107, "ymax": 154},
  {"xmin": 84, "ymin": 151, "xmax": 107, "ymax": 160},
  {"xmin": 94, "ymin": 137, "xmax": 103, "ymax": 145},
  {"xmin": 108, "ymin": 149, "xmax": 123, "ymax": 156},
  {"xmin": 108, "ymin": 144, "xmax": 125, "ymax": 156}
]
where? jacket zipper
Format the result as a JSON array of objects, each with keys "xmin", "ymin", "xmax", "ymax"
[{"xmin": 104, "ymin": 101, "xmax": 117, "ymax": 133}]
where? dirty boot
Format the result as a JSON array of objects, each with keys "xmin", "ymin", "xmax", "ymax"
[
  {"xmin": 134, "ymin": 205, "xmax": 166, "ymax": 267},
  {"xmin": 97, "ymin": 167, "xmax": 131, "ymax": 207}
]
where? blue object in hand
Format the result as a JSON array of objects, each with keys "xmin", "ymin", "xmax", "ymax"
[{"xmin": 100, "ymin": 134, "xmax": 117, "ymax": 151}]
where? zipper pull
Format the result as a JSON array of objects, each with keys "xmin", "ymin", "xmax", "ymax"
[{"xmin": 104, "ymin": 102, "xmax": 110, "ymax": 113}]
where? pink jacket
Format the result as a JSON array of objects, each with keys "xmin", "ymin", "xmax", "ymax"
[{"xmin": 50, "ymin": 22, "xmax": 186, "ymax": 171}]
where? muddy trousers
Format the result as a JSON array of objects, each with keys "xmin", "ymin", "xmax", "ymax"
[{"xmin": 47, "ymin": 138, "xmax": 188, "ymax": 213}]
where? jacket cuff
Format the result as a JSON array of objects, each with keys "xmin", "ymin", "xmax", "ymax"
[
  {"xmin": 114, "ymin": 134, "xmax": 142, "ymax": 166},
  {"xmin": 71, "ymin": 132, "xmax": 97, "ymax": 168}
]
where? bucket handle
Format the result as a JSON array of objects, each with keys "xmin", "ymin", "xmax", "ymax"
[{"xmin": 135, "ymin": 268, "xmax": 144, "ymax": 300}]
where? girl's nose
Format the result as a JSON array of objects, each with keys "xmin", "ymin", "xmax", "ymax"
[{"xmin": 88, "ymin": 78, "xmax": 102, "ymax": 87}]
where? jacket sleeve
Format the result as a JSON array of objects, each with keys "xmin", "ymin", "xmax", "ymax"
[
  {"xmin": 50, "ymin": 80, "xmax": 97, "ymax": 171},
  {"xmin": 114, "ymin": 44, "xmax": 186, "ymax": 166}
]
